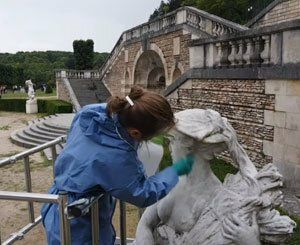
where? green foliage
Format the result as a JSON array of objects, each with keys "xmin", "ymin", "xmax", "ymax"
[
  {"xmin": 0, "ymin": 99, "xmax": 27, "ymax": 112},
  {"xmin": 152, "ymin": 135, "xmax": 173, "ymax": 171},
  {"xmin": 277, "ymin": 208, "xmax": 300, "ymax": 245},
  {"xmin": 0, "ymin": 64, "xmax": 24, "ymax": 88},
  {"xmin": 45, "ymin": 82, "xmax": 53, "ymax": 94},
  {"xmin": 150, "ymin": 0, "xmax": 274, "ymax": 24},
  {"xmin": 2, "ymin": 89, "xmax": 56, "ymax": 99},
  {"xmin": 210, "ymin": 157, "xmax": 238, "ymax": 182},
  {"xmin": 73, "ymin": 39, "xmax": 94, "ymax": 70},
  {"xmin": 37, "ymin": 99, "xmax": 73, "ymax": 114},
  {"xmin": 0, "ymin": 98, "xmax": 72, "ymax": 114},
  {"xmin": 0, "ymin": 50, "xmax": 109, "ymax": 88}
]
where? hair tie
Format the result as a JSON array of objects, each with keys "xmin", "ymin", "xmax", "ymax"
[{"xmin": 125, "ymin": 96, "xmax": 134, "ymax": 106}]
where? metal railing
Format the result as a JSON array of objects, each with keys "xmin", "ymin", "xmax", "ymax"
[{"xmin": 0, "ymin": 136, "xmax": 130, "ymax": 244}]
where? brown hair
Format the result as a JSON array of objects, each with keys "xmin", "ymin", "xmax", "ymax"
[{"xmin": 107, "ymin": 86, "xmax": 175, "ymax": 139}]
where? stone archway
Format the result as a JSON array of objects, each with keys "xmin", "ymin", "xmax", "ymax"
[
  {"xmin": 132, "ymin": 44, "xmax": 168, "ymax": 93},
  {"xmin": 133, "ymin": 50, "xmax": 166, "ymax": 92}
]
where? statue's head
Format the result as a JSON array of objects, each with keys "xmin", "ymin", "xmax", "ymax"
[
  {"xmin": 168, "ymin": 109, "xmax": 231, "ymax": 161},
  {"xmin": 25, "ymin": 80, "xmax": 32, "ymax": 86}
]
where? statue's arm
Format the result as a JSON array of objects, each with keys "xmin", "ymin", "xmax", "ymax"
[{"xmin": 135, "ymin": 204, "xmax": 160, "ymax": 245}]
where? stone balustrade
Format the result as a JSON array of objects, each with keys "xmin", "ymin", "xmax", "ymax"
[
  {"xmin": 190, "ymin": 19, "xmax": 300, "ymax": 69},
  {"xmin": 124, "ymin": 7, "xmax": 247, "ymax": 42},
  {"xmin": 213, "ymin": 34, "xmax": 271, "ymax": 68},
  {"xmin": 99, "ymin": 6, "xmax": 247, "ymax": 80},
  {"xmin": 55, "ymin": 70, "xmax": 100, "ymax": 79}
]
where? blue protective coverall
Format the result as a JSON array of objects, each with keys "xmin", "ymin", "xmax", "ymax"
[{"xmin": 41, "ymin": 103, "xmax": 179, "ymax": 245}]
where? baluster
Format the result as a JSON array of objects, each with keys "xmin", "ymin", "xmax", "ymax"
[
  {"xmin": 228, "ymin": 41, "xmax": 238, "ymax": 67},
  {"xmin": 214, "ymin": 42, "xmax": 222, "ymax": 67},
  {"xmin": 236, "ymin": 40, "xmax": 245, "ymax": 66},
  {"xmin": 261, "ymin": 35, "xmax": 271, "ymax": 65},
  {"xmin": 243, "ymin": 38, "xmax": 254, "ymax": 66},
  {"xmin": 220, "ymin": 42, "xmax": 230, "ymax": 67},
  {"xmin": 250, "ymin": 37, "xmax": 263, "ymax": 65}
]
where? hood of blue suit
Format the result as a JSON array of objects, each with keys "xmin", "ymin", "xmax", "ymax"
[{"xmin": 77, "ymin": 103, "xmax": 138, "ymax": 151}]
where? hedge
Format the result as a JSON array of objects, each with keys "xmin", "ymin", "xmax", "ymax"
[{"xmin": 0, "ymin": 98, "xmax": 73, "ymax": 114}]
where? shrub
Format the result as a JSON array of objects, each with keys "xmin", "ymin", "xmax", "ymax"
[
  {"xmin": 0, "ymin": 98, "xmax": 72, "ymax": 114},
  {"xmin": 0, "ymin": 99, "xmax": 26, "ymax": 112},
  {"xmin": 45, "ymin": 84, "xmax": 53, "ymax": 94},
  {"xmin": 38, "ymin": 100, "xmax": 73, "ymax": 114}
]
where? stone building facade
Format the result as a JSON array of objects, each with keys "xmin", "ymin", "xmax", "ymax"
[
  {"xmin": 100, "ymin": 7, "xmax": 246, "ymax": 96},
  {"xmin": 57, "ymin": 2, "xmax": 300, "ymax": 189},
  {"xmin": 167, "ymin": 79, "xmax": 275, "ymax": 166},
  {"xmin": 248, "ymin": 0, "xmax": 300, "ymax": 28}
]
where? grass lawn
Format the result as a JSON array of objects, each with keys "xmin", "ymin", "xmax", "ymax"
[
  {"xmin": 152, "ymin": 135, "xmax": 300, "ymax": 244},
  {"xmin": 1, "ymin": 89, "xmax": 57, "ymax": 99}
]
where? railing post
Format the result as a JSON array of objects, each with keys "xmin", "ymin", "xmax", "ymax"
[
  {"xmin": 50, "ymin": 145, "xmax": 57, "ymax": 178},
  {"xmin": 261, "ymin": 35, "xmax": 271, "ymax": 65},
  {"xmin": 236, "ymin": 39, "xmax": 245, "ymax": 67},
  {"xmin": 119, "ymin": 201, "xmax": 126, "ymax": 245},
  {"xmin": 228, "ymin": 41, "xmax": 238, "ymax": 67},
  {"xmin": 58, "ymin": 192, "xmax": 71, "ymax": 245},
  {"xmin": 91, "ymin": 200, "xmax": 100, "ymax": 245},
  {"xmin": 24, "ymin": 156, "xmax": 35, "ymax": 223}
]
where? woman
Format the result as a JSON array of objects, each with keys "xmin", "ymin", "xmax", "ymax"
[{"xmin": 41, "ymin": 86, "xmax": 194, "ymax": 245}]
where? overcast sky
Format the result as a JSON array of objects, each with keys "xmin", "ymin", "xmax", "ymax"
[{"xmin": 0, "ymin": 0, "xmax": 162, "ymax": 53}]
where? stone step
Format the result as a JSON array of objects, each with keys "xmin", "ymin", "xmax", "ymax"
[
  {"xmin": 29, "ymin": 124, "xmax": 63, "ymax": 138},
  {"xmin": 10, "ymin": 132, "xmax": 38, "ymax": 148},
  {"xmin": 16, "ymin": 131, "xmax": 47, "ymax": 145},
  {"xmin": 36, "ymin": 123, "xmax": 67, "ymax": 134},
  {"xmin": 23, "ymin": 128, "xmax": 57, "ymax": 141},
  {"xmin": 43, "ymin": 121, "xmax": 69, "ymax": 131}
]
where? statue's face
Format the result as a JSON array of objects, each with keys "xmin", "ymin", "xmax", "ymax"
[
  {"xmin": 166, "ymin": 129, "xmax": 194, "ymax": 162},
  {"xmin": 167, "ymin": 129, "xmax": 227, "ymax": 162}
]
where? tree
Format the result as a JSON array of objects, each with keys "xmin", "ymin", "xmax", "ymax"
[{"xmin": 73, "ymin": 39, "xmax": 94, "ymax": 70}]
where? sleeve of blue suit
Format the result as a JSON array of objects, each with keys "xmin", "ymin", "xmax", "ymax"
[{"xmin": 89, "ymin": 152, "xmax": 179, "ymax": 208}]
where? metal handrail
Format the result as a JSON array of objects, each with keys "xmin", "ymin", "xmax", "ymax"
[
  {"xmin": 0, "ymin": 191, "xmax": 70, "ymax": 245},
  {"xmin": 0, "ymin": 136, "xmax": 66, "ymax": 168},
  {"xmin": 0, "ymin": 136, "xmax": 130, "ymax": 245}
]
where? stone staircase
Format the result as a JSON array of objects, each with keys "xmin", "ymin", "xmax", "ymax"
[
  {"xmin": 10, "ymin": 114, "xmax": 75, "ymax": 159},
  {"xmin": 68, "ymin": 79, "xmax": 111, "ymax": 107}
]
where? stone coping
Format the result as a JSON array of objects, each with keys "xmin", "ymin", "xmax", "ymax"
[
  {"xmin": 124, "ymin": 6, "xmax": 247, "ymax": 34},
  {"xmin": 164, "ymin": 64, "xmax": 300, "ymax": 96},
  {"xmin": 191, "ymin": 19, "xmax": 300, "ymax": 46}
]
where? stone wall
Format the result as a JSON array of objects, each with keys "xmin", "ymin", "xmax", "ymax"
[
  {"xmin": 167, "ymin": 78, "xmax": 300, "ymax": 189},
  {"xmin": 252, "ymin": 0, "xmax": 300, "ymax": 28},
  {"xmin": 56, "ymin": 78, "xmax": 71, "ymax": 103},
  {"xmin": 264, "ymin": 79, "xmax": 300, "ymax": 188},
  {"xmin": 104, "ymin": 30, "xmax": 192, "ymax": 96},
  {"xmin": 167, "ymin": 79, "xmax": 275, "ymax": 167}
]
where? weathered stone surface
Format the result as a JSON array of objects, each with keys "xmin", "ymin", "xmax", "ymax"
[
  {"xmin": 283, "ymin": 30, "xmax": 300, "ymax": 64},
  {"xmin": 250, "ymin": 0, "xmax": 300, "ymax": 28},
  {"xmin": 167, "ymin": 79, "xmax": 275, "ymax": 166}
]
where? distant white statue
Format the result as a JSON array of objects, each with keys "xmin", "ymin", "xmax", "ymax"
[
  {"xmin": 135, "ymin": 109, "xmax": 296, "ymax": 245},
  {"xmin": 25, "ymin": 79, "xmax": 35, "ymax": 101},
  {"xmin": 25, "ymin": 79, "xmax": 38, "ymax": 114}
]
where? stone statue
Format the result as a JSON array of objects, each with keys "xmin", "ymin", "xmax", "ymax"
[
  {"xmin": 25, "ymin": 79, "xmax": 38, "ymax": 114},
  {"xmin": 25, "ymin": 79, "xmax": 35, "ymax": 101},
  {"xmin": 135, "ymin": 109, "xmax": 296, "ymax": 245}
]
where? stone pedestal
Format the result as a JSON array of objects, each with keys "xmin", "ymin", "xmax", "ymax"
[{"xmin": 26, "ymin": 99, "xmax": 38, "ymax": 114}]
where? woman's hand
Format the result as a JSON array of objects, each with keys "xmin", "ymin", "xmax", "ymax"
[
  {"xmin": 172, "ymin": 155, "xmax": 195, "ymax": 176},
  {"xmin": 222, "ymin": 212, "xmax": 260, "ymax": 245}
]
